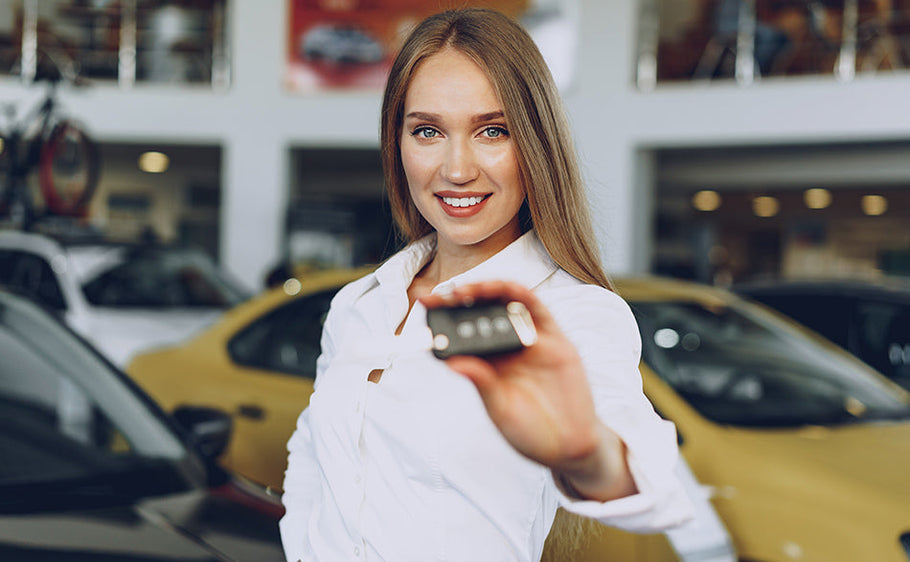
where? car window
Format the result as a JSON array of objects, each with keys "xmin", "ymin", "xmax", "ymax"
[
  {"xmin": 0, "ymin": 292, "xmax": 192, "ymax": 506},
  {"xmin": 228, "ymin": 289, "xmax": 338, "ymax": 378},
  {"xmin": 631, "ymin": 300, "xmax": 910, "ymax": 428},
  {"xmin": 746, "ymin": 293, "xmax": 851, "ymax": 347},
  {"xmin": 0, "ymin": 249, "xmax": 67, "ymax": 312},
  {"xmin": 81, "ymin": 247, "xmax": 248, "ymax": 308},
  {"xmin": 854, "ymin": 301, "xmax": 910, "ymax": 388},
  {"xmin": 0, "ymin": 326, "xmax": 130, "ymax": 484}
]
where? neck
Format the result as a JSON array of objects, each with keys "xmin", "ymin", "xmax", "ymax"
[
  {"xmin": 425, "ymin": 226, "xmax": 524, "ymax": 286},
  {"xmin": 421, "ymin": 248, "xmax": 484, "ymax": 287}
]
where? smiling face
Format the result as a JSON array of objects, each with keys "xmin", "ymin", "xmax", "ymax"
[{"xmin": 400, "ymin": 47, "xmax": 525, "ymax": 261}]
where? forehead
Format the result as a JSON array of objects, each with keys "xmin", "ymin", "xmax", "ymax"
[{"xmin": 404, "ymin": 48, "xmax": 501, "ymax": 110}]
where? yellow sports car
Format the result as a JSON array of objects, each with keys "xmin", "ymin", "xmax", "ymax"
[
  {"xmin": 128, "ymin": 267, "xmax": 374, "ymax": 491},
  {"xmin": 127, "ymin": 271, "xmax": 910, "ymax": 562}
]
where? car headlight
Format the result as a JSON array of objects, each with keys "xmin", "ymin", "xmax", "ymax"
[{"xmin": 901, "ymin": 531, "xmax": 910, "ymax": 559}]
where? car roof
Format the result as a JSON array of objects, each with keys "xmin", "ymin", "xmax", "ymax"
[
  {"xmin": 0, "ymin": 229, "xmax": 141, "ymax": 259},
  {"xmin": 0, "ymin": 228, "xmax": 162, "ymax": 250},
  {"xmin": 734, "ymin": 277, "xmax": 910, "ymax": 302},
  {"xmin": 0, "ymin": 230, "xmax": 143, "ymax": 284},
  {"xmin": 64, "ymin": 245, "xmax": 131, "ymax": 283},
  {"xmin": 614, "ymin": 275, "xmax": 735, "ymax": 306},
  {"xmin": 0, "ymin": 229, "xmax": 229, "ymax": 285},
  {"xmin": 0, "ymin": 229, "xmax": 68, "ymax": 255}
]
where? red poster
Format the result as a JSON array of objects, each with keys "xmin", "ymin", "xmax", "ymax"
[{"xmin": 285, "ymin": 0, "xmax": 531, "ymax": 92}]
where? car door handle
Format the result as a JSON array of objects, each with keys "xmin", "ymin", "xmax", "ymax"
[{"xmin": 236, "ymin": 404, "xmax": 265, "ymax": 420}]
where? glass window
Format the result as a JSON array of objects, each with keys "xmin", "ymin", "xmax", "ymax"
[
  {"xmin": 228, "ymin": 289, "xmax": 337, "ymax": 378},
  {"xmin": 639, "ymin": 0, "xmax": 910, "ymax": 86},
  {"xmin": 854, "ymin": 300, "xmax": 910, "ymax": 388},
  {"xmin": 631, "ymin": 299, "xmax": 910, "ymax": 428},
  {"xmin": 81, "ymin": 246, "xmax": 248, "ymax": 308},
  {"xmin": 751, "ymin": 293, "xmax": 852, "ymax": 347},
  {"xmin": 0, "ymin": 326, "xmax": 127, "ymax": 484},
  {"xmin": 2, "ymin": 0, "xmax": 230, "ymax": 89},
  {"xmin": 0, "ymin": 249, "xmax": 67, "ymax": 311},
  {"xmin": 0, "ymin": 291, "xmax": 190, "ymax": 504}
]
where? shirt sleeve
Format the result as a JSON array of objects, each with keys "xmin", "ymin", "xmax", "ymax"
[
  {"xmin": 279, "ymin": 289, "xmax": 342, "ymax": 561},
  {"xmin": 544, "ymin": 284, "xmax": 695, "ymax": 532}
]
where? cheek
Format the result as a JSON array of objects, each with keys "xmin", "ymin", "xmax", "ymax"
[
  {"xmin": 400, "ymin": 145, "xmax": 431, "ymax": 187},
  {"xmin": 487, "ymin": 149, "xmax": 523, "ymax": 197},
  {"xmin": 403, "ymin": 158, "xmax": 433, "ymax": 215}
]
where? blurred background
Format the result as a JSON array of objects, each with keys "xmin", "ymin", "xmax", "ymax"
[{"xmin": 1, "ymin": 0, "xmax": 907, "ymax": 290}]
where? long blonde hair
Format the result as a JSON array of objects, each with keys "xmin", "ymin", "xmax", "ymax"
[{"xmin": 380, "ymin": 7, "xmax": 613, "ymax": 290}]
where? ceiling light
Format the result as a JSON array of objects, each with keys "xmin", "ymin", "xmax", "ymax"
[
  {"xmin": 862, "ymin": 194, "xmax": 888, "ymax": 216},
  {"xmin": 138, "ymin": 151, "xmax": 170, "ymax": 173},
  {"xmin": 804, "ymin": 188, "xmax": 831, "ymax": 209},
  {"xmin": 692, "ymin": 190, "xmax": 721, "ymax": 211},
  {"xmin": 752, "ymin": 196, "xmax": 779, "ymax": 217}
]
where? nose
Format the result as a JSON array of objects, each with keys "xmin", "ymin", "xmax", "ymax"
[{"xmin": 441, "ymin": 138, "xmax": 479, "ymax": 185}]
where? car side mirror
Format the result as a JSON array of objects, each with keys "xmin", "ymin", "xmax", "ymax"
[{"xmin": 172, "ymin": 405, "xmax": 232, "ymax": 460}]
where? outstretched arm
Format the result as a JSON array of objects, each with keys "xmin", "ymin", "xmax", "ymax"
[{"xmin": 420, "ymin": 280, "xmax": 637, "ymax": 502}]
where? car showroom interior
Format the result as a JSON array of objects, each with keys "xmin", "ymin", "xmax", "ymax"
[{"xmin": 0, "ymin": 0, "xmax": 909, "ymax": 561}]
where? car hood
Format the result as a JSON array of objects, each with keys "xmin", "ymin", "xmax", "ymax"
[
  {"xmin": 717, "ymin": 419, "xmax": 910, "ymax": 518},
  {"xmin": 78, "ymin": 308, "xmax": 224, "ymax": 367},
  {"xmin": 0, "ymin": 485, "xmax": 284, "ymax": 561}
]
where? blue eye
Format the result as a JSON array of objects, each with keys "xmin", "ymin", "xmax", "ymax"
[
  {"xmin": 412, "ymin": 127, "xmax": 439, "ymax": 138},
  {"xmin": 484, "ymin": 126, "xmax": 508, "ymax": 138}
]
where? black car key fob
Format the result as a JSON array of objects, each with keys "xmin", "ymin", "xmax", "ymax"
[{"xmin": 427, "ymin": 300, "xmax": 538, "ymax": 360}]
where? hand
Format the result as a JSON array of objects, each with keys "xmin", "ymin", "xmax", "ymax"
[{"xmin": 420, "ymin": 281, "xmax": 636, "ymax": 501}]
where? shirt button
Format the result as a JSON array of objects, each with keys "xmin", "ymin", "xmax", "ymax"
[
  {"xmin": 355, "ymin": 402, "xmax": 361, "ymax": 413},
  {"xmin": 354, "ymin": 546, "xmax": 360, "ymax": 556},
  {"xmin": 355, "ymin": 475, "xmax": 362, "ymax": 484}
]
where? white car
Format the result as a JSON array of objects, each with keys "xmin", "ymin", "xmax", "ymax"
[
  {"xmin": 0, "ymin": 230, "xmax": 250, "ymax": 366},
  {"xmin": 300, "ymin": 24, "xmax": 385, "ymax": 65}
]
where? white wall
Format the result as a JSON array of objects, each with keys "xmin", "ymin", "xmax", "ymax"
[{"xmin": 3, "ymin": 0, "xmax": 910, "ymax": 287}]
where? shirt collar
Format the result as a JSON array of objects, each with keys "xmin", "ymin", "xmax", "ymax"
[
  {"xmin": 373, "ymin": 229, "xmax": 558, "ymax": 297},
  {"xmin": 363, "ymin": 230, "xmax": 558, "ymax": 334}
]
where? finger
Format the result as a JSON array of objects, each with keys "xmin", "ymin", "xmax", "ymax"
[
  {"xmin": 450, "ymin": 281, "xmax": 560, "ymax": 334},
  {"xmin": 419, "ymin": 281, "xmax": 523, "ymax": 309},
  {"xmin": 419, "ymin": 291, "xmax": 460, "ymax": 309},
  {"xmin": 444, "ymin": 355, "xmax": 499, "ymax": 393}
]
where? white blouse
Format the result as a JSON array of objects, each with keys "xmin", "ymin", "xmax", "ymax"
[{"xmin": 280, "ymin": 230, "xmax": 693, "ymax": 562}]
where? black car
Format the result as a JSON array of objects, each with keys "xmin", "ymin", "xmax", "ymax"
[
  {"xmin": 735, "ymin": 278, "xmax": 910, "ymax": 390},
  {"xmin": 0, "ymin": 288, "xmax": 285, "ymax": 561}
]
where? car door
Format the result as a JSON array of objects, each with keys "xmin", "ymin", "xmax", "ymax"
[{"xmin": 221, "ymin": 288, "xmax": 338, "ymax": 490}]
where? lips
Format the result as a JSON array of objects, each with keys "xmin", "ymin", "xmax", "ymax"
[{"xmin": 436, "ymin": 193, "xmax": 490, "ymax": 217}]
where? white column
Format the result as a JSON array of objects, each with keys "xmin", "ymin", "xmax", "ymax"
[
  {"xmin": 221, "ymin": 134, "xmax": 288, "ymax": 291},
  {"xmin": 219, "ymin": 0, "xmax": 288, "ymax": 290},
  {"xmin": 566, "ymin": 0, "xmax": 640, "ymax": 275}
]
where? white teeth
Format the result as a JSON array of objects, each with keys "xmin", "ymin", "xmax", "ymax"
[{"xmin": 442, "ymin": 196, "xmax": 485, "ymax": 207}]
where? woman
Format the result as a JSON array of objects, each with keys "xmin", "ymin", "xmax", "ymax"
[{"xmin": 280, "ymin": 8, "xmax": 692, "ymax": 561}]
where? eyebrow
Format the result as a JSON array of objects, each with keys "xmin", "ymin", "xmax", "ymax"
[{"xmin": 404, "ymin": 111, "xmax": 505, "ymax": 124}]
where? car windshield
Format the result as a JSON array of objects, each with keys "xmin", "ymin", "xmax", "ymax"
[
  {"xmin": 0, "ymin": 291, "xmax": 199, "ymax": 512},
  {"xmin": 630, "ymin": 299, "xmax": 910, "ymax": 428},
  {"xmin": 80, "ymin": 246, "xmax": 249, "ymax": 308}
]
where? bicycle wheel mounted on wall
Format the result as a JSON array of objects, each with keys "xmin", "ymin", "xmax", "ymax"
[{"xmin": 39, "ymin": 120, "xmax": 101, "ymax": 217}]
